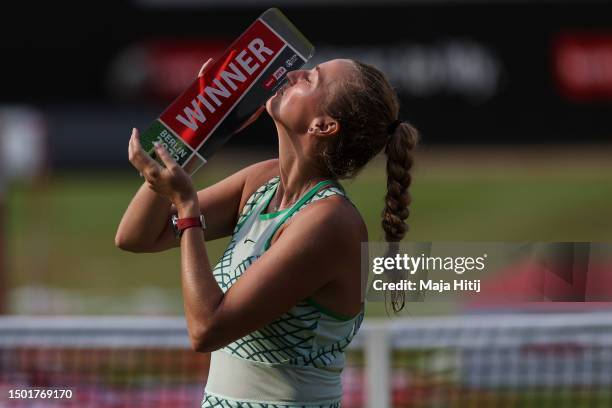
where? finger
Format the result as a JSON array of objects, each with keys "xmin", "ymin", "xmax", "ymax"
[
  {"xmin": 128, "ymin": 131, "xmax": 161, "ymax": 181},
  {"xmin": 130, "ymin": 129, "xmax": 161, "ymax": 172},
  {"xmin": 198, "ymin": 58, "xmax": 214, "ymax": 78},
  {"xmin": 129, "ymin": 128, "xmax": 140, "ymax": 167},
  {"xmin": 129, "ymin": 127, "xmax": 140, "ymax": 159},
  {"xmin": 131, "ymin": 127, "xmax": 141, "ymax": 148},
  {"xmin": 131, "ymin": 141, "xmax": 162, "ymax": 179},
  {"xmin": 128, "ymin": 128, "xmax": 134, "ymax": 159},
  {"xmin": 128, "ymin": 128, "xmax": 142, "ymax": 161},
  {"xmin": 154, "ymin": 142, "xmax": 180, "ymax": 171},
  {"xmin": 129, "ymin": 134, "xmax": 147, "ymax": 171}
]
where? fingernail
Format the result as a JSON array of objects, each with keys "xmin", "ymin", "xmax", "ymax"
[{"xmin": 153, "ymin": 141, "xmax": 160, "ymax": 149}]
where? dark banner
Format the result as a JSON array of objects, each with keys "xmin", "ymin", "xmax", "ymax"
[{"xmin": 2, "ymin": 1, "xmax": 611, "ymax": 163}]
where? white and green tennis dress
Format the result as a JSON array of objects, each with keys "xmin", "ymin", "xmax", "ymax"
[{"xmin": 202, "ymin": 176, "xmax": 365, "ymax": 408}]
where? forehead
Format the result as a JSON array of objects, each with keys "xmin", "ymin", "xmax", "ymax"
[{"xmin": 318, "ymin": 59, "xmax": 355, "ymax": 83}]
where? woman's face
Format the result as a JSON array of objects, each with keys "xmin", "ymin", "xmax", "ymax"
[{"xmin": 266, "ymin": 58, "xmax": 355, "ymax": 135}]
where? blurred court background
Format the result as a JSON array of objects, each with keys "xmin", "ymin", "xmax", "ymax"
[{"xmin": 1, "ymin": 0, "xmax": 611, "ymax": 407}]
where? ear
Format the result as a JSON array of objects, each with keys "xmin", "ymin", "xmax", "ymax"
[{"xmin": 307, "ymin": 114, "xmax": 340, "ymax": 138}]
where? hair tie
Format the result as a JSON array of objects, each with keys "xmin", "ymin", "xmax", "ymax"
[{"xmin": 387, "ymin": 119, "xmax": 403, "ymax": 135}]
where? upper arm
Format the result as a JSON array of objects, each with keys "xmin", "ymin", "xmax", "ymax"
[{"xmin": 198, "ymin": 201, "xmax": 364, "ymax": 351}]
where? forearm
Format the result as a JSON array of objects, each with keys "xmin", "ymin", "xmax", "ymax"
[
  {"xmin": 115, "ymin": 182, "xmax": 174, "ymax": 251},
  {"xmin": 177, "ymin": 200, "xmax": 224, "ymax": 349}
]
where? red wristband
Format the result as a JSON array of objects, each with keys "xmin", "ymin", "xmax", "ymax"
[
  {"xmin": 177, "ymin": 216, "xmax": 202, "ymax": 230},
  {"xmin": 175, "ymin": 214, "xmax": 206, "ymax": 237}
]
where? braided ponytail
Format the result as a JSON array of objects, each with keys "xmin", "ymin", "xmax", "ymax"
[{"xmin": 382, "ymin": 122, "xmax": 419, "ymax": 313}]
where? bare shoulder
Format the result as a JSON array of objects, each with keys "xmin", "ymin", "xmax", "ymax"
[
  {"xmin": 282, "ymin": 193, "xmax": 368, "ymax": 252},
  {"xmin": 314, "ymin": 196, "xmax": 367, "ymax": 244}
]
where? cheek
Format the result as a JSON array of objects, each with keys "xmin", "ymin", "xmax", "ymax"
[
  {"xmin": 281, "ymin": 102, "xmax": 309, "ymax": 131},
  {"xmin": 266, "ymin": 93, "xmax": 301, "ymax": 126},
  {"xmin": 280, "ymin": 91, "xmax": 314, "ymax": 123},
  {"xmin": 279, "ymin": 94, "xmax": 299, "ymax": 117},
  {"xmin": 268, "ymin": 87, "xmax": 321, "ymax": 132}
]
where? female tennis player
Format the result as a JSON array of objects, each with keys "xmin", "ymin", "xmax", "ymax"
[{"xmin": 116, "ymin": 58, "xmax": 418, "ymax": 407}]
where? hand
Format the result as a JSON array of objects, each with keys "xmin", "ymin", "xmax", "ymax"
[{"xmin": 128, "ymin": 128, "xmax": 197, "ymax": 211}]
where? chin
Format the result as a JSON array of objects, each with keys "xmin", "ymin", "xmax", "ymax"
[
  {"xmin": 265, "ymin": 97, "xmax": 273, "ymax": 115},
  {"xmin": 265, "ymin": 93, "xmax": 281, "ymax": 120}
]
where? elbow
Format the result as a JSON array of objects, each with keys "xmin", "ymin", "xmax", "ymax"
[
  {"xmin": 114, "ymin": 230, "xmax": 142, "ymax": 253},
  {"xmin": 191, "ymin": 338, "xmax": 214, "ymax": 353},
  {"xmin": 189, "ymin": 324, "xmax": 219, "ymax": 353}
]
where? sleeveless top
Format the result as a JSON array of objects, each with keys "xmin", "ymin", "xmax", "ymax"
[{"xmin": 201, "ymin": 176, "xmax": 365, "ymax": 408}]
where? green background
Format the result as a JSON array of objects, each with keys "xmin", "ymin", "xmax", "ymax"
[{"xmin": 6, "ymin": 146, "xmax": 612, "ymax": 316}]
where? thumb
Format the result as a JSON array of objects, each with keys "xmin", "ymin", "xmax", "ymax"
[
  {"xmin": 198, "ymin": 58, "xmax": 214, "ymax": 78},
  {"xmin": 154, "ymin": 142, "xmax": 179, "ymax": 170}
]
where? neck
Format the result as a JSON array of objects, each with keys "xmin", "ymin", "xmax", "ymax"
[{"xmin": 275, "ymin": 126, "xmax": 328, "ymax": 210}]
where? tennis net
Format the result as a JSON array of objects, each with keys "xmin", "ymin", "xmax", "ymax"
[{"xmin": 1, "ymin": 312, "xmax": 611, "ymax": 407}]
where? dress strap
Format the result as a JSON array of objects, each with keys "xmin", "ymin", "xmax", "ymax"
[
  {"xmin": 263, "ymin": 179, "xmax": 339, "ymax": 250},
  {"xmin": 234, "ymin": 176, "xmax": 280, "ymax": 232}
]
